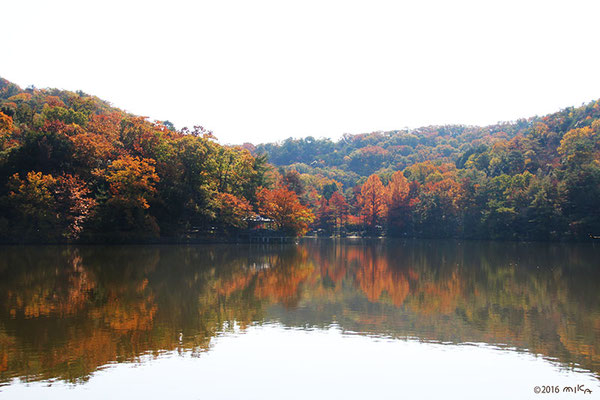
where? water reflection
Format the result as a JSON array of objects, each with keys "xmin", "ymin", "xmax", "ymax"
[{"xmin": 0, "ymin": 240, "xmax": 599, "ymax": 385}]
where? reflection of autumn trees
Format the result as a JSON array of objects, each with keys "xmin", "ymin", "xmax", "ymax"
[
  {"xmin": 348, "ymin": 247, "xmax": 410, "ymax": 307},
  {"xmin": 0, "ymin": 245, "xmax": 315, "ymax": 382},
  {"xmin": 213, "ymin": 248, "xmax": 314, "ymax": 308},
  {"xmin": 0, "ymin": 241, "xmax": 598, "ymax": 383},
  {"xmin": 0, "ymin": 247, "xmax": 164, "ymax": 382},
  {"xmin": 4, "ymin": 252, "xmax": 95, "ymax": 318},
  {"xmin": 295, "ymin": 241, "xmax": 600, "ymax": 376}
]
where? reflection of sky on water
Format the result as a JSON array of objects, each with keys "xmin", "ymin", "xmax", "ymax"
[{"xmin": 3, "ymin": 324, "xmax": 598, "ymax": 400}]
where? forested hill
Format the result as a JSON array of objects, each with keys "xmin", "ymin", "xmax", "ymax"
[
  {"xmin": 252, "ymin": 102, "xmax": 600, "ymax": 188},
  {"xmin": 0, "ymin": 78, "xmax": 314, "ymax": 242},
  {"xmin": 1, "ymin": 76, "xmax": 599, "ymax": 242},
  {"xmin": 251, "ymin": 99, "xmax": 600, "ymax": 240}
]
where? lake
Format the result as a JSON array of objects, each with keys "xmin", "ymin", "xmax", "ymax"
[{"xmin": 0, "ymin": 239, "xmax": 598, "ymax": 399}]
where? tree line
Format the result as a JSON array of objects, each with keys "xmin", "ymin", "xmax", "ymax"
[
  {"xmin": 259, "ymin": 102, "xmax": 600, "ymax": 240},
  {"xmin": 0, "ymin": 78, "xmax": 313, "ymax": 242},
  {"xmin": 1, "ymin": 76, "xmax": 599, "ymax": 241}
]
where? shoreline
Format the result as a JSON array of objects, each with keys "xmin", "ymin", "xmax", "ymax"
[{"xmin": 1, "ymin": 235, "xmax": 598, "ymax": 246}]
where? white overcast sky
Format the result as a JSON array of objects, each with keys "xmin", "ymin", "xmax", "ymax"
[{"xmin": 2, "ymin": 0, "xmax": 600, "ymax": 144}]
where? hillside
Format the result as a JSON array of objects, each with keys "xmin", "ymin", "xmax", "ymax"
[
  {"xmin": 0, "ymin": 78, "xmax": 313, "ymax": 242},
  {"xmin": 253, "ymin": 103, "xmax": 599, "ymax": 188},
  {"xmin": 252, "ymin": 99, "xmax": 600, "ymax": 240},
  {"xmin": 1, "ymin": 76, "xmax": 599, "ymax": 241}
]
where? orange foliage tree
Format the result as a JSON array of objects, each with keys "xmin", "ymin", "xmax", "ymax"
[
  {"xmin": 96, "ymin": 155, "xmax": 161, "ymax": 235},
  {"xmin": 0, "ymin": 111, "xmax": 12, "ymax": 133},
  {"xmin": 386, "ymin": 171, "xmax": 410, "ymax": 233},
  {"xmin": 103, "ymin": 156, "xmax": 159, "ymax": 210},
  {"xmin": 214, "ymin": 192, "xmax": 254, "ymax": 229},
  {"xmin": 359, "ymin": 175, "xmax": 387, "ymax": 229},
  {"xmin": 329, "ymin": 191, "xmax": 349, "ymax": 231},
  {"xmin": 257, "ymin": 186, "xmax": 315, "ymax": 235},
  {"xmin": 8, "ymin": 171, "xmax": 57, "ymax": 224},
  {"xmin": 6, "ymin": 171, "xmax": 96, "ymax": 240}
]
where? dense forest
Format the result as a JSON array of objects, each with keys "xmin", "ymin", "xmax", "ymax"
[
  {"xmin": 1, "ymin": 77, "xmax": 599, "ymax": 241},
  {"xmin": 0, "ymin": 78, "xmax": 313, "ymax": 242},
  {"xmin": 251, "ymin": 99, "xmax": 600, "ymax": 240}
]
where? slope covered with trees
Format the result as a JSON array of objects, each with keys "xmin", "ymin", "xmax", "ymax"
[
  {"xmin": 0, "ymin": 78, "xmax": 313, "ymax": 242},
  {"xmin": 1, "ymin": 76, "xmax": 598, "ymax": 241},
  {"xmin": 253, "ymin": 100, "xmax": 600, "ymax": 240}
]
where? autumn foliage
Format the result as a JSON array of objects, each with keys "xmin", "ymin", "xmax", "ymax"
[
  {"xmin": 359, "ymin": 174, "xmax": 387, "ymax": 230},
  {"xmin": 257, "ymin": 185, "xmax": 314, "ymax": 235},
  {"xmin": 1, "ymin": 76, "xmax": 600, "ymax": 241},
  {"xmin": 0, "ymin": 78, "xmax": 309, "ymax": 241}
]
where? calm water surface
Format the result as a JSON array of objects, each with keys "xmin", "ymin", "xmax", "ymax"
[{"xmin": 0, "ymin": 239, "xmax": 599, "ymax": 399}]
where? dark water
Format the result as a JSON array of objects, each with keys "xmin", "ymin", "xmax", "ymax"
[{"xmin": 0, "ymin": 240, "xmax": 599, "ymax": 399}]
